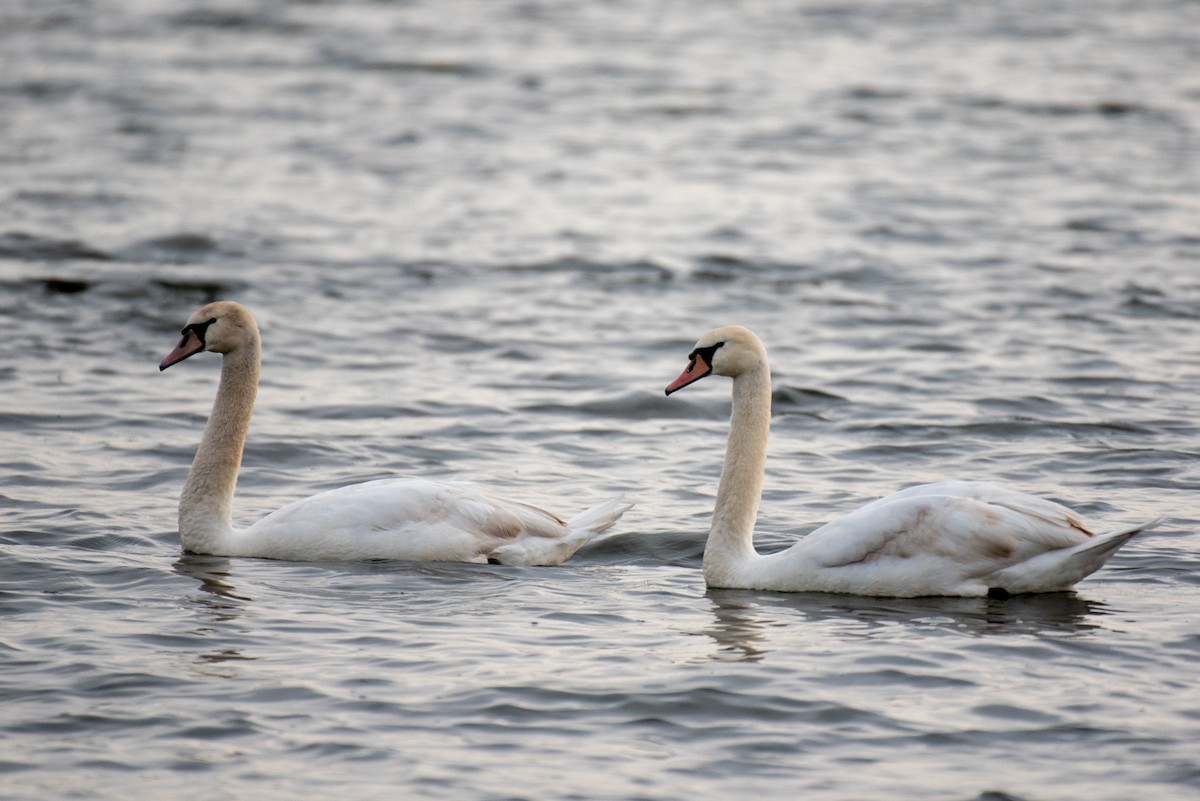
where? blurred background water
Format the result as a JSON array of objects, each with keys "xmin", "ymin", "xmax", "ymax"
[{"xmin": 2, "ymin": 1, "xmax": 1199, "ymax": 799}]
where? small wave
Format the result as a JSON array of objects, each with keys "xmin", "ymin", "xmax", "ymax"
[
  {"xmin": 845, "ymin": 84, "xmax": 911, "ymax": 102},
  {"xmin": 149, "ymin": 278, "xmax": 239, "ymax": 300},
  {"xmin": 0, "ymin": 79, "xmax": 81, "ymax": 100},
  {"xmin": 520, "ymin": 390, "xmax": 708, "ymax": 420},
  {"xmin": 0, "ymin": 232, "xmax": 112, "ymax": 262},
  {"xmin": 322, "ymin": 49, "xmax": 490, "ymax": 78},
  {"xmin": 169, "ymin": 8, "xmax": 307, "ymax": 34},
  {"xmin": 364, "ymin": 59, "xmax": 488, "ymax": 78},
  {"xmin": 691, "ymin": 254, "xmax": 819, "ymax": 284},
  {"xmin": 577, "ymin": 530, "xmax": 702, "ymax": 567},
  {"xmin": 119, "ymin": 233, "xmax": 226, "ymax": 263},
  {"xmin": 503, "ymin": 256, "xmax": 677, "ymax": 284},
  {"xmin": 14, "ymin": 190, "xmax": 134, "ymax": 210},
  {"xmin": 950, "ymin": 93, "xmax": 1166, "ymax": 120},
  {"xmin": 773, "ymin": 385, "xmax": 850, "ymax": 412}
]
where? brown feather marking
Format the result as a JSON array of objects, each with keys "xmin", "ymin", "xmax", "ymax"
[
  {"xmin": 981, "ymin": 536, "xmax": 1015, "ymax": 560},
  {"xmin": 515, "ymin": 501, "xmax": 565, "ymax": 525},
  {"xmin": 1067, "ymin": 516, "xmax": 1095, "ymax": 537},
  {"xmin": 857, "ymin": 506, "xmax": 934, "ymax": 562},
  {"xmin": 480, "ymin": 511, "xmax": 525, "ymax": 540}
]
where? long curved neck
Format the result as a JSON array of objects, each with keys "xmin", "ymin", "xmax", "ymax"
[
  {"xmin": 178, "ymin": 340, "xmax": 259, "ymax": 553},
  {"xmin": 704, "ymin": 363, "xmax": 771, "ymax": 581}
]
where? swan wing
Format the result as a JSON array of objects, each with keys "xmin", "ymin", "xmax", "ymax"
[
  {"xmin": 780, "ymin": 483, "xmax": 1105, "ymax": 595},
  {"xmin": 855, "ymin": 481, "xmax": 1091, "ymax": 531},
  {"xmin": 235, "ymin": 478, "xmax": 577, "ymax": 563}
]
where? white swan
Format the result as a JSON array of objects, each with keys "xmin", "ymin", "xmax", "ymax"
[
  {"xmin": 665, "ymin": 325, "xmax": 1163, "ymax": 597},
  {"xmin": 159, "ymin": 301, "xmax": 630, "ymax": 565}
]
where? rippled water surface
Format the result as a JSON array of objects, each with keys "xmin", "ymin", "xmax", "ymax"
[{"xmin": 3, "ymin": 1, "xmax": 1199, "ymax": 799}]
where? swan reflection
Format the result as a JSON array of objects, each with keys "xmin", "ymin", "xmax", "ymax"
[
  {"xmin": 701, "ymin": 587, "xmax": 1109, "ymax": 661},
  {"xmin": 699, "ymin": 591, "xmax": 772, "ymax": 662},
  {"xmin": 173, "ymin": 553, "xmax": 252, "ymax": 605},
  {"xmin": 172, "ymin": 553, "xmax": 259, "ymax": 676}
]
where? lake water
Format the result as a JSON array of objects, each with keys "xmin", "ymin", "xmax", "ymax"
[{"xmin": 2, "ymin": 1, "xmax": 1199, "ymax": 799}]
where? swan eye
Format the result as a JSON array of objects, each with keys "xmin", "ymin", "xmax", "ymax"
[
  {"xmin": 687, "ymin": 341, "xmax": 725, "ymax": 362},
  {"xmin": 182, "ymin": 317, "xmax": 218, "ymax": 346},
  {"xmin": 693, "ymin": 341, "xmax": 725, "ymax": 366}
]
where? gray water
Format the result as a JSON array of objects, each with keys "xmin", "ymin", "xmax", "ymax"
[{"xmin": 2, "ymin": 1, "xmax": 1199, "ymax": 799}]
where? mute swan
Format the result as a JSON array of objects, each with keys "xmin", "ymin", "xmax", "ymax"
[
  {"xmin": 665, "ymin": 325, "xmax": 1163, "ymax": 597},
  {"xmin": 159, "ymin": 301, "xmax": 630, "ymax": 565}
]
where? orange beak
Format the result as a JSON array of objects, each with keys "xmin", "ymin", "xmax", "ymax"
[
  {"xmin": 665, "ymin": 352, "xmax": 713, "ymax": 395},
  {"xmin": 159, "ymin": 328, "xmax": 205, "ymax": 371}
]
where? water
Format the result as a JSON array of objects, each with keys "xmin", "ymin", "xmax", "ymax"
[{"xmin": 2, "ymin": 0, "xmax": 1199, "ymax": 798}]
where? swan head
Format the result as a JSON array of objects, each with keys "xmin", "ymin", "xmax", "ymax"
[
  {"xmin": 159, "ymin": 301, "xmax": 260, "ymax": 370},
  {"xmin": 665, "ymin": 325, "xmax": 767, "ymax": 395}
]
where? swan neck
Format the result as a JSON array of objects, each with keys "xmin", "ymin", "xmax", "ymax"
[
  {"xmin": 705, "ymin": 364, "xmax": 771, "ymax": 576},
  {"xmin": 178, "ymin": 340, "xmax": 259, "ymax": 553}
]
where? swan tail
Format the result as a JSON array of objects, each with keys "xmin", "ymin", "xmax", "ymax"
[
  {"xmin": 1075, "ymin": 516, "xmax": 1165, "ymax": 560},
  {"xmin": 490, "ymin": 497, "xmax": 632, "ymax": 567},
  {"xmin": 989, "ymin": 517, "xmax": 1165, "ymax": 594},
  {"xmin": 567, "ymin": 497, "xmax": 634, "ymax": 539}
]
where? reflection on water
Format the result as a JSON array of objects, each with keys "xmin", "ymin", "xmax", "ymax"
[
  {"xmin": 172, "ymin": 554, "xmax": 257, "ymax": 676},
  {"xmin": 702, "ymin": 588, "xmax": 1107, "ymax": 660},
  {"xmin": 192, "ymin": 647, "xmax": 258, "ymax": 681},
  {"xmin": 699, "ymin": 591, "xmax": 772, "ymax": 662},
  {"xmin": 782, "ymin": 591, "xmax": 1108, "ymax": 636},
  {"xmin": 173, "ymin": 554, "xmax": 253, "ymax": 605}
]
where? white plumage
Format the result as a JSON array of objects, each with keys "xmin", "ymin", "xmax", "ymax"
[
  {"xmin": 665, "ymin": 325, "xmax": 1162, "ymax": 597},
  {"xmin": 160, "ymin": 301, "xmax": 629, "ymax": 565}
]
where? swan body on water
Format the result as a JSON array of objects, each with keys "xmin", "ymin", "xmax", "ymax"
[
  {"xmin": 665, "ymin": 325, "xmax": 1162, "ymax": 597},
  {"xmin": 160, "ymin": 301, "xmax": 629, "ymax": 565}
]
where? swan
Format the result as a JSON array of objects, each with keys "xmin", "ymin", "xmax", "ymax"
[
  {"xmin": 664, "ymin": 325, "xmax": 1163, "ymax": 597},
  {"xmin": 159, "ymin": 301, "xmax": 630, "ymax": 565}
]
